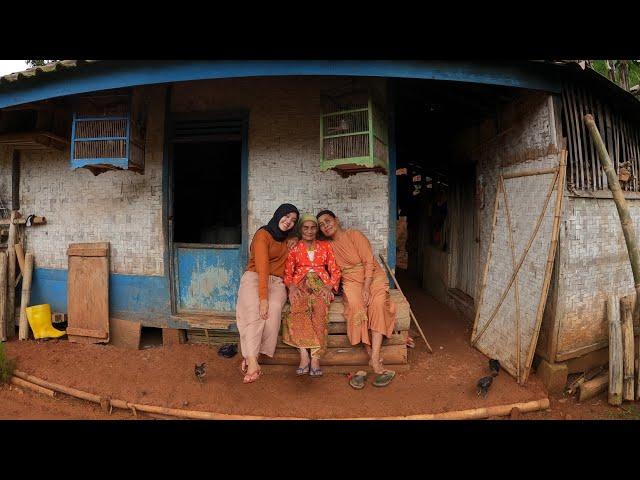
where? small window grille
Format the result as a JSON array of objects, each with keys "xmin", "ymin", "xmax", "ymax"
[
  {"xmin": 70, "ymin": 93, "xmax": 145, "ymax": 175},
  {"xmin": 562, "ymin": 82, "xmax": 640, "ymax": 192},
  {"xmin": 320, "ymin": 85, "xmax": 389, "ymax": 175}
]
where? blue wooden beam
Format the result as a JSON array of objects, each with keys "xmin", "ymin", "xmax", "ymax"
[{"xmin": 0, "ymin": 60, "xmax": 562, "ymax": 109}]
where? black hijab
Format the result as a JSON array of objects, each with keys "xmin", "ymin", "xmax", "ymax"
[{"xmin": 260, "ymin": 203, "xmax": 299, "ymax": 242}]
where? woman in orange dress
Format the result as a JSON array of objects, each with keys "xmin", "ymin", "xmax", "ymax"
[
  {"xmin": 317, "ymin": 210, "xmax": 397, "ymax": 387},
  {"xmin": 235, "ymin": 203, "xmax": 299, "ymax": 384},
  {"xmin": 283, "ymin": 214, "xmax": 341, "ymax": 377}
]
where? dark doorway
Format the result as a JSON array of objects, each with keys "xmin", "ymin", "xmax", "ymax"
[
  {"xmin": 393, "ymin": 78, "xmax": 521, "ymax": 306},
  {"xmin": 173, "ymin": 141, "xmax": 242, "ymax": 245}
]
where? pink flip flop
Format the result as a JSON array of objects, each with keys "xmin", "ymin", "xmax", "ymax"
[{"xmin": 243, "ymin": 370, "xmax": 262, "ymax": 384}]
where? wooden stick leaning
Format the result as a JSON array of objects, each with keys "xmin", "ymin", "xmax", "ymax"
[
  {"xmin": 379, "ymin": 254, "xmax": 433, "ymax": 353},
  {"xmin": 6, "ymin": 211, "xmax": 16, "ymax": 338},
  {"xmin": 14, "ymin": 243, "xmax": 25, "ymax": 275},
  {"xmin": 607, "ymin": 294, "xmax": 623, "ymax": 406},
  {"xmin": 584, "ymin": 115, "xmax": 640, "ymax": 298},
  {"xmin": 18, "ymin": 252, "xmax": 33, "ymax": 341},
  {"xmin": 0, "ymin": 253, "xmax": 6, "ymax": 341},
  {"xmin": 620, "ymin": 295, "xmax": 635, "ymax": 401}
]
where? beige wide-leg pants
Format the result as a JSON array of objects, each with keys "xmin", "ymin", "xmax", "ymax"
[{"xmin": 236, "ymin": 271, "xmax": 287, "ymax": 358}]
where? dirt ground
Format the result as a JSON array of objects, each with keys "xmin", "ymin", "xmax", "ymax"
[{"xmin": 0, "ymin": 272, "xmax": 636, "ymax": 420}]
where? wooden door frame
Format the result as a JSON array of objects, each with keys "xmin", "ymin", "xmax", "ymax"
[{"xmin": 164, "ymin": 105, "xmax": 249, "ymax": 315}]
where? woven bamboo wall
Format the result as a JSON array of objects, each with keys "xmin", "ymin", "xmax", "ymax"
[{"xmin": 471, "ymin": 92, "xmax": 561, "ymax": 380}]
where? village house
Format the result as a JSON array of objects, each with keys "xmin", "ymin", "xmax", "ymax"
[{"xmin": 0, "ymin": 60, "xmax": 639, "ymax": 392}]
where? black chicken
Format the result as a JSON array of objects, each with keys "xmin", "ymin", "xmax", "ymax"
[
  {"xmin": 194, "ymin": 363, "xmax": 206, "ymax": 383},
  {"xmin": 489, "ymin": 359, "xmax": 500, "ymax": 377},
  {"xmin": 477, "ymin": 376, "xmax": 493, "ymax": 397}
]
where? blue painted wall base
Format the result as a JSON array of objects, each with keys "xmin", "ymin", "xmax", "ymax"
[{"xmin": 31, "ymin": 268, "xmax": 176, "ymax": 327}]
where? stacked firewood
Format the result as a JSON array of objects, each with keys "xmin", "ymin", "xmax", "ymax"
[{"xmin": 568, "ymin": 294, "xmax": 637, "ymax": 405}]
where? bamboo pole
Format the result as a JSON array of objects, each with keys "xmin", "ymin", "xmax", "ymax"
[
  {"xmin": 0, "ymin": 253, "xmax": 6, "ymax": 342},
  {"xmin": 523, "ymin": 151, "xmax": 567, "ymax": 383},
  {"xmin": 620, "ymin": 295, "xmax": 635, "ymax": 401},
  {"xmin": 13, "ymin": 370, "xmax": 105, "ymax": 404},
  {"xmin": 10, "ymin": 377, "xmax": 56, "ymax": 397},
  {"xmin": 18, "ymin": 253, "xmax": 33, "ymax": 341},
  {"xmin": 379, "ymin": 254, "xmax": 433, "ymax": 353},
  {"xmin": 585, "ymin": 114, "xmax": 640, "ymax": 299},
  {"xmin": 6, "ymin": 211, "xmax": 16, "ymax": 338},
  {"xmin": 342, "ymin": 399, "xmax": 551, "ymax": 420},
  {"xmin": 607, "ymin": 295, "xmax": 623, "ymax": 406},
  {"xmin": 11, "ymin": 370, "xmax": 549, "ymax": 420},
  {"xmin": 502, "ymin": 167, "xmax": 559, "ymax": 179}
]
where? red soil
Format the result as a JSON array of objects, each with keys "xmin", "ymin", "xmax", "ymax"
[{"xmin": 0, "ymin": 272, "xmax": 633, "ymax": 420}]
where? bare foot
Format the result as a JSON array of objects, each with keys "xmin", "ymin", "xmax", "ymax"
[
  {"xmin": 369, "ymin": 357, "xmax": 387, "ymax": 375},
  {"xmin": 310, "ymin": 357, "xmax": 320, "ymax": 371},
  {"xmin": 298, "ymin": 348, "xmax": 310, "ymax": 369}
]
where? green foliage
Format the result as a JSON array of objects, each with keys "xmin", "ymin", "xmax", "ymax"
[
  {"xmin": 590, "ymin": 60, "xmax": 640, "ymax": 89},
  {"xmin": 0, "ymin": 342, "xmax": 17, "ymax": 384}
]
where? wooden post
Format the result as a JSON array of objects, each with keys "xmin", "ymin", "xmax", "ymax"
[
  {"xmin": 14, "ymin": 243, "xmax": 25, "ymax": 275},
  {"xmin": 0, "ymin": 252, "xmax": 6, "ymax": 342},
  {"xmin": 6, "ymin": 211, "xmax": 16, "ymax": 338},
  {"xmin": 585, "ymin": 114, "xmax": 640, "ymax": 300},
  {"xmin": 18, "ymin": 253, "xmax": 33, "ymax": 341},
  {"xmin": 620, "ymin": 295, "xmax": 635, "ymax": 401},
  {"xmin": 607, "ymin": 295, "xmax": 623, "ymax": 405},
  {"xmin": 11, "ymin": 150, "xmax": 19, "ymax": 211}
]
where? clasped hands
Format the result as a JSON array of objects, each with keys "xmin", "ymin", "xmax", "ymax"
[{"xmin": 288, "ymin": 284, "xmax": 334, "ymax": 303}]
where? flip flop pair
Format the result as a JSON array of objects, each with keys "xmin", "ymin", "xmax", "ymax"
[{"xmin": 348, "ymin": 370, "xmax": 396, "ymax": 389}]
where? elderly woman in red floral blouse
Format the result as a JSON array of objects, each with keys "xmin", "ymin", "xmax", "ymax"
[{"xmin": 283, "ymin": 214, "xmax": 341, "ymax": 377}]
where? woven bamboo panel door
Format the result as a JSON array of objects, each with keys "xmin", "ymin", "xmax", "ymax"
[
  {"xmin": 67, "ymin": 242, "xmax": 110, "ymax": 344},
  {"xmin": 471, "ymin": 151, "xmax": 567, "ymax": 384}
]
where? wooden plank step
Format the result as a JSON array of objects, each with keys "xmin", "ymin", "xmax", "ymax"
[
  {"xmin": 261, "ymin": 344, "xmax": 407, "ymax": 366},
  {"xmin": 327, "ymin": 323, "xmax": 408, "ymax": 335},
  {"xmin": 186, "ymin": 329, "xmax": 239, "ymax": 345},
  {"xmin": 327, "ymin": 312, "xmax": 410, "ymax": 330},
  {"xmin": 277, "ymin": 332, "xmax": 407, "ymax": 349}
]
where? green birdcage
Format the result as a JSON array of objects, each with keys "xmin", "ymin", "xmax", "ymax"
[{"xmin": 320, "ymin": 86, "xmax": 389, "ymax": 174}]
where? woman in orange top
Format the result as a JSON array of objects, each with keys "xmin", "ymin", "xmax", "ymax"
[
  {"xmin": 236, "ymin": 203, "xmax": 299, "ymax": 383},
  {"xmin": 317, "ymin": 210, "xmax": 397, "ymax": 388},
  {"xmin": 283, "ymin": 214, "xmax": 341, "ymax": 377}
]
